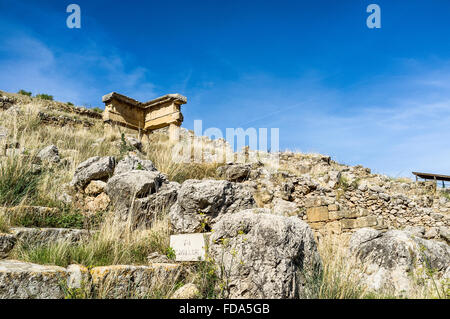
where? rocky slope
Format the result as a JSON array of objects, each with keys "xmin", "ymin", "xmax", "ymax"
[{"xmin": 0, "ymin": 90, "xmax": 448, "ymax": 299}]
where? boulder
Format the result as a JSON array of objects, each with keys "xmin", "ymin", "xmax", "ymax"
[
  {"xmin": 84, "ymin": 180, "xmax": 107, "ymax": 196},
  {"xmin": 106, "ymin": 170, "xmax": 165, "ymax": 220},
  {"xmin": 0, "ymin": 234, "xmax": 16, "ymax": 258},
  {"xmin": 131, "ymin": 182, "xmax": 179, "ymax": 227},
  {"xmin": 89, "ymin": 263, "xmax": 182, "ymax": 298},
  {"xmin": 216, "ymin": 164, "xmax": 251, "ymax": 182},
  {"xmin": 113, "ymin": 155, "xmax": 156, "ymax": 176},
  {"xmin": 0, "ymin": 260, "xmax": 67, "ymax": 299},
  {"xmin": 209, "ymin": 209, "xmax": 321, "ymax": 298},
  {"xmin": 349, "ymin": 228, "xmax": 450, "ymax": 296},
  {"xmin": 85, "ymin": 193, "xmax": 110, "ymax": 212},
  {"xmin": 169, "ymin": 179, "xmax": 255, "ymax": 234},
  {"xmin": 36, "ymin": 145, "xmax": 60, "ymax": 163},
  {"xmin": 70, "ymin": 156, "xmax": 116, "ymax": 189}
]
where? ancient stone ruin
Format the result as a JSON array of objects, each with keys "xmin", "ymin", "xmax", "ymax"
[{"xmin": 102, "ymin": 92, "xmax": 187, "ymax": 140}]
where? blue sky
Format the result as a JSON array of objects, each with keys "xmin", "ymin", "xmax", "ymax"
[{"xmin": 0, "ymin": 0, "xmax": 449, "ymax": 177}]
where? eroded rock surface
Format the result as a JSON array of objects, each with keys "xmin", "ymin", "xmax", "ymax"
[
  {"xmin": 209, "ymin": 209, "xmax": 321, "ymax": 298},
  {"xmin": 0, "ymin": 260, "xmax": 67, "ymax": 299},
  {"xmin": 113, "ymin": 155, "xmax": 156, "ymax": 176},
  {"xmin": 349, "ymin": 228, "xmax": 450, "ymax": 296},
  {"xmin": 169, "ymin": 179, "xmax": 255, "ymax": 233},
  {"xmin": 89, "ymin": 263, "xmax": 181, "ymax": 298},
  {"xmin": 36, "ymin": 145, "xmax": 60, "ymax": 164},
  {"xmin": 71, "ymin": 156, "xmax": 116, "ymax": 189}
]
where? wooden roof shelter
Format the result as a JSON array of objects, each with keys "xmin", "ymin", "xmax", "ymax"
[{"xmin": 412, "ymin": 172, "xmax": 450, "ymax": 187}]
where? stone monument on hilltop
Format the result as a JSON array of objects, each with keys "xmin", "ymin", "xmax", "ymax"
[{"xmin": 102, "ymin": 92, "xmax": 187, "ymax": 140}]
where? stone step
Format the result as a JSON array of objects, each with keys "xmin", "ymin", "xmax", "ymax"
[
  {"xmin": 0, "ymin": 260, "xmax": 182, "ymax": 299},
  {"xmin": 0, "ymin": 227, "xmax": 93, "ymax": 259},
  {"xmin": 11, "ymin": 227, "xmax": 93, "ymax": 245},
  {"xmin": 0, "ymin": 260, "xmax": 68, "ymax": 299}
]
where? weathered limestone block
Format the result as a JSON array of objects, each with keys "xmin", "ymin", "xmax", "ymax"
[
  {"xmin": 328, "ymin": 204, "xmax": 339, "ymax": 211},
  {"xmin": 216, "ymin": 163, "xmax": 251, "ymax": 182},
  {"xmin": 106, "ymin": 170, "xmax": 165, "ymax": 219},
  {"xmin": 71, "ymin": 156, "xmax": 116, "ymax": 189},
  {"xmin": 169, "ymin": 179, "xmax": 255, "ymax": 234},
  {"xmin": 0, "ymin": 234, "xmax": 16, "ymax": 258},
  {"xmin": 306, "ymin": 206, "xmax": 329, "ymax": 222},
  {"xmin": 113, "ymin": 155, "xmax": 156, "ymax": 176},
  {"xmin": 89, "ymin": 263, "xmax": 182, "ymax": 299},
  {"xmin": 340, "ymin": 218, "xmax": 356, "ymax": 230},
  {"xmin": 84, "ymin": 180, "xmax": 107, "ymax": 196},
  {"xmin": 67, "ymin": 264, "xmax": 90, "ymax": 289},
  {"xmin": 349, "ymin": 228, "xmax": 450, "ymax": 296},
  {"xmin": 0, "ymin": 260, "xmax": 68, "ymax": 299},
  {"xmin": 85, "ymin": 192, "xmax": 110, "ymax": 212},
  {"xmin": 11, "ymin": 227, "xmax": 91, "ymax": 246},
  {"xmin": 329, "ymin": 208, "xmax": 369, "ymax": 221},
  {"xmin": 131, "ymin": 182, "xmax": 180, "ymax": 227},
  {"xmin": 209, "ymin": 210, "xmax": 321, "ymax": 299},
  {"xmin": 36, "ymin": 145, "xmax": 60, "ymax": 164},
  {"xmin": 355, "ymin": 216, "xmax": 378, "ymax": 228}
]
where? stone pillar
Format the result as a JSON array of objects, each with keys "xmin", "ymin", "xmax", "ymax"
[{"xmin": 169, "ymin": 123, "xmax": 180, "ymax": 142}]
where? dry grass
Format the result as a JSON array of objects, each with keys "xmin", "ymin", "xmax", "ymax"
[
  {"xmin": 144, "ymin": 133, "xmax": 221, "ymax": 183},
  {"xmin": 10, "ymin": 208, "xmax": 172, "ymax": 268},
  {"xmin": 0, "ymin": 210, "xmax": 10, "ymax": 233},
  {"xmin": 303, "ymin": 236, "xmax": 372, "ymax": 299},
  {"xmin": 308, "ymin": 236, "xmax": 449, "ymax": 299}
]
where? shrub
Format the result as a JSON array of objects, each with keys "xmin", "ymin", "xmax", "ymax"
[
  {"xmin": 17, "ymin": 90, "xmax": 32, "ymax": 97},
  {"xmin": 35, "ymin": 94, "xmax": 54, "ymax": 101},
  {"xmin": 91, "ymin": 107, "xmax": 103, "ymax": 113},
  {"xmin": 67, "ymin": 102, "xmax": 74, "ymax": 106}
]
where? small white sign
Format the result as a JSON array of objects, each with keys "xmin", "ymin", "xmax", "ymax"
[{"xmin": 170, "ymin": 233, "xmax": 209, "ymax": 262}]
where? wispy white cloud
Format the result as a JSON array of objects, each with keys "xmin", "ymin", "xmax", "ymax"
[{"xmin": 0, "ymin": 30, "xmax": 157, "ymax": 106}]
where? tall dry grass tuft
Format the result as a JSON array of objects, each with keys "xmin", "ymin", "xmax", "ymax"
[
  {"xmin": 11, "ymin": 207, "xmax": 172, "ymax": 268},
  {"xmin": 303, "ymin": 235, "xmax": 372, "ymax": 299},
  {"xmin": 143, "ymin": 133, "xmax": 220, "ymax": 183},
  {"xmin": 0, "ymin": 210, "xmax": 10, "ymax": 233}
]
